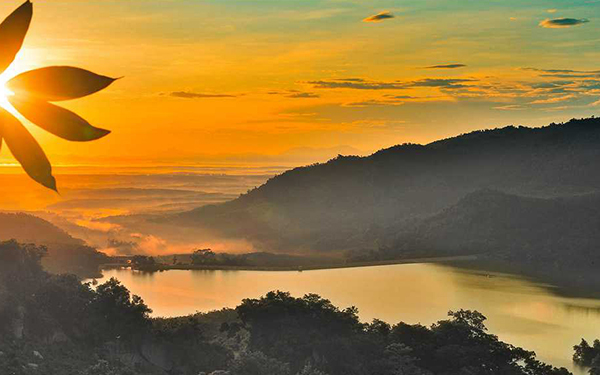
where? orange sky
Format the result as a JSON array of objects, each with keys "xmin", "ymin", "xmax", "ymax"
[{"xmin": 1, "ymin": 0, "xmax": 599, "ymax": 168}]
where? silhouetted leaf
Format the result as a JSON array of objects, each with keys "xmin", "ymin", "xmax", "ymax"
[
  {"xmin": 0, "ymin": 107, "xmax": 57, "ymax": 191},
  {"xmin": 0, "ymin": 1, "xmax": 32, "ymax": 75},
  {"xmin": 8, "ymin": 66, "xmax": 118, "ymax": 101},
  {"xmin": 10, "ymin": 96, "xmax": 111, "ymax": 141}
]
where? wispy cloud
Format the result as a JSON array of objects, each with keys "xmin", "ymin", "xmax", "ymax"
[
  {"xmin": 308, "ymin": 78, "xmax": 404, "ymax": 90},
  {"xmin": 363, "ymin": 11, "xmax": 394, "ymax": 23},
  {"xmin": 424, "ymin": 64, "xmax": 467, "ymax": 69},
  {"xmin": 493, "ymin": 104, "xmax": 527, "ymax": 111},
  {"xmin": 344, "ymin": 99, "xmax": 405, "ymax": 107},
  {"xmin": 286, "ymin": 92, "xmax": 320, "ymax": 99},
  {"xmin": 169, "ymin": 91, "xmax": 237, "ymax": 99},
  {"xmin": 408, "ymin": 78, "xmax": 475, "ymax": 89},
  {"xmin": 308, "ymin": 66, "xmax": 600, "ymax": 112},
  {"xmin": 521, "ymin": 67, "xmax": 600, "ymax": 78},
  {"xmin": 539, "ymin": 18, "xmax": 589, "ymax": 28},
  {"xmin": 530, "ymin": 94, "xmax": 576, "ymax": 104},
  {"xmin": 309, "ymin": 77, "xmax": 476, "ymax": 91}
]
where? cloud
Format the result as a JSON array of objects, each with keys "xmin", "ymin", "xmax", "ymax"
[
  {"xmin": 347, "ymin": 119, "xmax": 407, "ymax": 128},
  {"xmin": 309, "ymin": 77, "xmax": 476, "ymax": 91},
  {"xmin": 493, "ymin": 104, "xmax": 527, "ymax": 111},
  {"xmin": 169, "ymin": 91, "xmax": 237, "ymax": 99},
  {"xmin": 308, "ymin": 78, "xmax": 405, "ymax": 90},
  {"xmin": 300, "ymin": 65, "xmax": 600, "ymax": 116},
  {"xmin": 539, "ymin": 18, "xmax": 589, "ymax": 28},
  {"xmin": 363, "ymin": 11, "xmax": 394, "ymax": 23},
  {"xmin": 384, "ymin": 95, "xmax": 418, "ymax": 99},
  {"xmin": 521, "ymin": 67, "xmax": 600, "ymax": 79},
  {"xmin": 424, "ymin": 64, "xmax": 467, "ymax": 69},
  {"xmin": 530, "ymin": 94, "xmax": 576, "ymax": 104},
  {"xmin": 523, "ymin": 68, "xmax": 592, "ymax": 74},
  {"xmin": 547, "ymin": 9, "xmax": 557, "ymax": 13},
  {"xmin": 333, "ymin": 78, "xmax": 366, "ymax": 82},
  {"xmin": 344, "ymin": 99, "xmax": 405, "ymax": 107},
  {"xmin": 286, "ymin": 92, "xmax": 320, "ymax": 99},
  {"xmin": 408, "ymin": 78, "xmax": 476, "ymax": 89}
]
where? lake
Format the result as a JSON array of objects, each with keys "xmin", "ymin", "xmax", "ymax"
[{"xmin": 95, "ymin": 263, "xmax": 600, "ymax": 373}]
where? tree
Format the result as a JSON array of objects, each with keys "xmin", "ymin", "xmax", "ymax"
[
  {"xmin": 191, "ymin": 249, "xmax": 217, "ymax": 265},
  {"xmin": 89, "ymin": 278, "xmax": 152, "ymax": 344},
  {"xmin": 229, "ymin": 351, "xmax": 290, "ymax": 375},
  {"xmin": 131, "ymin": 255, "xmax": 156, "ymax": 269},
  {"xmin": 0, "ymin": 240, "xmax": 47, "ymax": 338},
  {"xmin": 574, "ymin": 339, "xmax": 600, "ymax": 367}
]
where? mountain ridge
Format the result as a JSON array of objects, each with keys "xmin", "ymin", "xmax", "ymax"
[
  {"xmin": 0, "ymin": 212, "xmax": 107, "ymax": 277},
  {"xmin": 166, "ymin": 117, "xmax": 600, "ymax": 257}
]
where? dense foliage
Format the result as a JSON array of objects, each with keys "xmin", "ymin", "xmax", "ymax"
[
  {"xmin": 574, "ymin": 339, "xmax": 600, "ymax": 374},
  {"xmin": 0, "ymin": 240, "xmax": 228, "ymax": 374},
  {"xmin": 0, "ymin": 240, "xmax": 585, "ymax": 375},
  {"xmin": 236, "ymin": 291, "xmax": 571, "ymax": 375}
]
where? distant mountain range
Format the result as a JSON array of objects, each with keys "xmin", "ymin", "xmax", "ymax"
[{"xmin": 167, "ymin": 117, "xmax": 600, "ymax": 266}]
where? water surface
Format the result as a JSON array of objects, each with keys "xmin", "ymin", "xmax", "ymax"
[{"xmin": 96, "ymin": 263, "xmax": 600, "ymax": 373}]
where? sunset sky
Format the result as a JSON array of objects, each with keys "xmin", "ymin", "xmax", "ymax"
[{"xmin": 1, "ymin": 0, "xmax": 599, "ymax": 167}]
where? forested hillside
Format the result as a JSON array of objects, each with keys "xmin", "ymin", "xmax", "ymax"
[
  {"xmin": 169, "ymin": 117, "xmax": 600, "ymax": 257},
  {"xmin": 347, "ymin": 189, "xmax": 600, "ymax": 267}
]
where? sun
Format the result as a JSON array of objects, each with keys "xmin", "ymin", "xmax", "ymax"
[
  {"xmin": 0, "ymin": 79, "xmax": 17, "ymax": 117},
  {"xmin": 0, "ymin": 54, "xmax": 34, "ymax": 116},
  {"xmin": 0, "ymin": 79, "xmax": 15, "ymax": 112}
]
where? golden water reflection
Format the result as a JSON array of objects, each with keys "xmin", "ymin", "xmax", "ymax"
[{"xmin": 96, "ymin": 263, "xmax": 600, "ymax": 373}]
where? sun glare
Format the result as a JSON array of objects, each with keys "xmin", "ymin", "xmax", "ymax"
[
  {"xmin": 0, "ymin": 56, "xmax": 34, "ymax": 116},
  {"xmin": 0, "ymin": 80, "xmax": 15, "ymax": 113}
]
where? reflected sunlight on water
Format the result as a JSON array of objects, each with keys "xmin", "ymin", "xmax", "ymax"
[{"xmin": 95, "ymin": 263, "xmax": 600, "ymax": 373}]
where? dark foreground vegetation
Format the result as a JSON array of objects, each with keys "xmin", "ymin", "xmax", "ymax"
[
  {"xmin": 2, "ymin": 240, "xmax": 596, "ymax": 375},
  {"xmin": 574, "ymin": 339, "xmax": 600, "ymax": 374}
]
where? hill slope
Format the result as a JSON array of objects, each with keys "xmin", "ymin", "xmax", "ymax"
[
  {"xmin": 0, "ymin": 212, "xmax": 83, "ymax": 246},
  {"xmin": 0, "ymin": 212, "xmax": 107, "ymax": 277},
  {"xmin": 378, "ymin": 189, "xmax": 600, "ymax": 264},
  {"xmin": 169, "ymin": 117, "xmax": 600, "ymax": 255}
]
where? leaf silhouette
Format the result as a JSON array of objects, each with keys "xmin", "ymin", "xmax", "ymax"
[
  {"xmin": 0, "ymin": 108, "xmax": 57, "ymax": 191},
  {"xmin": 7, "ymin": 66, "xmax": 118, "ymax": 101},
  {"xmin": 0, "ymin": 1, "xmax": 32, "ymax": 75},
  {"xmin": 10, "ymin": 96, "xmax": 110, "ymax": 141}
]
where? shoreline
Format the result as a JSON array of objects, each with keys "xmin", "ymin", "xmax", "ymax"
[
  {"xmin": 101, "ymin": 254, "xmax": 480, "ymax": 273},
  {"xmin": 98, "ymin": 255, "xmax": 600, "ymax": 301}
]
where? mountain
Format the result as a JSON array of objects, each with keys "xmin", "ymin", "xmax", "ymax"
[
  {"xmin": 168, "ymin": 117, "xmax": 600, "ymax": 256},
  {"xmin": 0, "ymin": 212, "xmax": 83, "ymax": 246},
  {"xmin": 373, "ymin": 189, "xmax": 600, "ymax": 264},
  {"xmin": 0, "ymin": 212, "xmax": 108, "ymax": 277}
]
